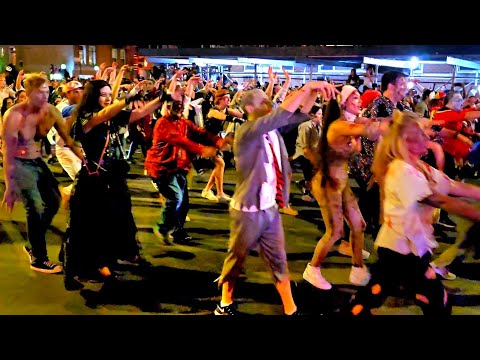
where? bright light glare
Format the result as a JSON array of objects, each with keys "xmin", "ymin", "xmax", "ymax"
[
  {"xmin": 51, "ymin": 73, "xmax": 63, "ymax": 80},
  {"xmin": 407, "ymin": 81, "xmax": 414, "ymax": 89},
  {"xmin": 410, "ymin": 57, "xmax": 419, "ymax": 69},
  {"xmin": 60, "ymin": 64, "xmax": 66, "ymax": 70}
]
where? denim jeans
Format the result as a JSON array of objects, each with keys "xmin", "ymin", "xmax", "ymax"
[
  {"xmin": 14, "ymin": 157, "xmax": 60, "ymax": 261},
  {"xmin": 152, "ymin": 171, "xmax": 189, "ymax": 235}
]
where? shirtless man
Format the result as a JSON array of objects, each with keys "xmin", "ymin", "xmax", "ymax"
[{"xmin": 2, "ymin": 73, "xmax": 83, "ymax": 274}]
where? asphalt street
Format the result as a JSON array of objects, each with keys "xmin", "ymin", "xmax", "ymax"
[{"xmin": 1, "ymin": 155, "xmax": 480, "ymax": 316}]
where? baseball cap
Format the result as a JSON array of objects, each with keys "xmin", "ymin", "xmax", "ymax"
[
  {"xmin": 63, "ymin": 80, "xmax": 83, "ymax": 92},
  {"xmin": 214, "ymin": 89, "xmax": 230, "ymax": 102},
  {"xmin": 340, "ymin": 85, "xmax": 358, "ymax": 105}
]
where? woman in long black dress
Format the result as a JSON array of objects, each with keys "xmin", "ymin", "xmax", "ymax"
[{"xmin": 64, "ymin": 79, "xmax": 163, "ymax": 288}]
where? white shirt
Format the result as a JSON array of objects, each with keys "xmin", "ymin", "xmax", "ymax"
[
  {"xmin": 343, "ymin": 111, "xmax": 357, "ymax": 123},
  {"xmin": 230, "ymin": 130, "xmax": 280, "ymax": 212},
  {"xmin": 54, "ymin": 100, "xmax": 72, "ymax": 146},
  {"xmin": 375, "ymin": 159, "xmax": 452, "ymax": 257}
]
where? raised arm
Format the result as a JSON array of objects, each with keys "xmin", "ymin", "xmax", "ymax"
[
  {"xmin": 264, "ymin": 66, "xmax": 277, "ymax": 99},
  {"xmin": 185, "ymin": 75, "xmax": 202, "ymax": 99},
  {"xmin": 95, "ymin": 62, "xmax": 107, "ymax": 80},
  {"xmin": 108, "ymin": 62, "xmax": 118, "ymax": 85},
  {"xmin": 111, "ymin": 65, "xmax": 129, "ymax": 101},
  {"xmin": 129, "ymin": 96, "xmax": 162, "ymax": 123},
  {"xmin": 15, "ymin": 70, "xmax": 25, "ymax": 91},
  {"xmin": 273, "ymin": 68, "xmax": 291, "ymax": 103},
  {"xmin": 168, "ymin": 69, "xmax": 188, "ymax": 94},
  {"xmin": 281, "ymin": 81, "xmax": 337, "ymax": 114},
  {"xmin": 83, "ymin": 85, "xmax": 142, "ymax": 132}
]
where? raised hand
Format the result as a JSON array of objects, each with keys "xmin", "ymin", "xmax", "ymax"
[
  {"xmin": 154, "ymin": 77, "xmax": 165, "ymax": 89},
  {"xmin": 306, "ymin": 81, "xmax": 339, "ymax": 100},
  {"xmin": 188, "ymin": 75, "xmax": 203, "ymax": 84},
  {"xmin": 268, "ymin": 66, "xmax": 277, "ymax": 82}
]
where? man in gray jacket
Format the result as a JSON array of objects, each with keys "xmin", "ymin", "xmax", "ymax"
[{"xmin": 214, "ymin": 81, "xmax": 337, "ymax": 315}]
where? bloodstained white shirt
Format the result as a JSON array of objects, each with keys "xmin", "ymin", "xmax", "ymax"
[{"xmin": 375, "ymin": 159, "xmax": 452, "ymax": 257}]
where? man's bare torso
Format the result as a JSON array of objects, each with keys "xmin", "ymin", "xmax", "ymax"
[{"xmin": 4, "ymin": 103, "xmax": 57, "ymax": 159}]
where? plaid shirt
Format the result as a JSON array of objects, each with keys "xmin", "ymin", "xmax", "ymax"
[{"xmin": 348, "ymin": 96, "xmax": 410, "ymax": 186}]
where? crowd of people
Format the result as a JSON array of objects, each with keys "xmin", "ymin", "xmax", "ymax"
[{"xmin": 2, "ymin": 60, "xmax": 480, "ymax": 316}]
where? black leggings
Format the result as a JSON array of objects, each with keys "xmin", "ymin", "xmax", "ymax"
[{"xmin": 348, "ymin": 247, "xmax": 451, "ymax": 316}]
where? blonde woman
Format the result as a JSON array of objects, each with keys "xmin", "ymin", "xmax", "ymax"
[{"xmin": 348, "ymin": 110, "xmax": 480, "ymax": 316}]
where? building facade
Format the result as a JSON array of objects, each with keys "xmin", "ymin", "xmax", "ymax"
[{"xmin": 0, "ymin": 45, "xmax": 135, "ymax": 80}]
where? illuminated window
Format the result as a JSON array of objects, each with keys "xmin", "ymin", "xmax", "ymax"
[
  {"xmin": 88, "ymin": 46, "xmax": 96, "ymax": 65},
  {"xmin": 79, "ymin": 45, "xmax": 86, "ymax": 65},
  {"xmin": 120, "ymin": 49, "xmax": 125, "ymax": 60},
  {"xmin": 112, "ymin": 48, "xmax": 118, "ymax": 62}
]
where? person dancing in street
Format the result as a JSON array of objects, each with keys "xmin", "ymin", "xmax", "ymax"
[
  {"xmin": 303, "ymin": 86, "xmax": 392, "ymax": 290},
  {"xmin": 348, "ymin": 110, "xmax": 480, "ymax": 316},
  {"xmin": 215, "ymin": 80, "xmax": 338, "ymax": 315}
]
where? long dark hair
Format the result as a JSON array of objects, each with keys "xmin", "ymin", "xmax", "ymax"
[
  {"xmin": 319, "ymin": 98, "xmax": 341, "ymax": 188},
  {"xmin": 1, "ymin": 96, "xmax": 15, "ymax": 116},
  {"xmin": 70, "ymin": 79, "xmax": 110, "ymax": 141},
  {"xmin": 71, "ymin": 79, "xmax": 110, "ymax": 121}
]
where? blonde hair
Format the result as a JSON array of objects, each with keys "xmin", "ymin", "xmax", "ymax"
[
  {"xmin": 23, "ymin": 72, "xmax": 49, "ymax": 95},
  {"xmin": 372, "ymin": 109, "xmax": 424, "ymax": 223},
  {"xmin": 372, "ymin": 109, "xmax": 422, "ymax": 186}
]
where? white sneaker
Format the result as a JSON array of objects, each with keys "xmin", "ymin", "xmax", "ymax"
[
  {"xmin": 303, "ymin": 263, "xmax": 332, "ymax": 290},
  {"xmin": 349, "ymin": 265, "xmax": 371, "ymax": 286},
  {"xmin": 430, "ymin": 262, "xmax": 457, "ymax": 280},
  {"xmin": 337, "ymin": 240, "xmax": 370, "ymax": 260},
  {"xmin": 201, "ymin": 189, "xmax": 219, "ymax": 202},
  {"xmin": 217, "ymin": 193, "xmax": 232, "ymax": 203}
]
